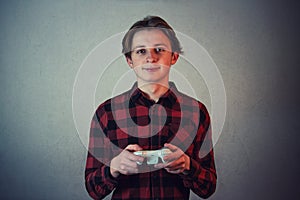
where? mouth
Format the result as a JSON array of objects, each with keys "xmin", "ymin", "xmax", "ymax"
[{"xmin": 142, "ymin": 66, "xmax": 161, "ymax": 72}]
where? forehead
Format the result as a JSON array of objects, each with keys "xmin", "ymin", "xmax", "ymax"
[{"xmin": 131, "ymin": 29, "xmax": 171, "ymax": 48}]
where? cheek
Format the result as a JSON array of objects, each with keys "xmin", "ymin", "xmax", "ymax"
[
  {"xmin": 160, "ymin": 59, "xmax": 172, "ymax": 67},
  {"xmin": 131, "ymin": 57, "xmax": 145, "ymax": 66},
  {"xmin": 132, "ymin": 66, "xmax": 142, "ymax": 73}
]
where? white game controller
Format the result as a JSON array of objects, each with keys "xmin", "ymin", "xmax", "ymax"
[{"xmin": 133, "ymin": 148, "xmax": 172, "ymax": 165}]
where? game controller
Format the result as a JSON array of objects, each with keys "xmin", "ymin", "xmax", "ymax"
[{"xmin": 133, "ymin": 148, "xmax": 172, "ymax": 165}]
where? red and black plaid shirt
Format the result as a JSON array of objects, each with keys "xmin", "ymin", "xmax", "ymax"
[{"xmin": 85, "ymin": 82, "xmax": 217, "ymax": 200}]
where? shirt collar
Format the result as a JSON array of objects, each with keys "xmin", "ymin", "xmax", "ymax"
[{"xmin": 129, "ymin": 82, "xmax": 178, "ymax": 107}]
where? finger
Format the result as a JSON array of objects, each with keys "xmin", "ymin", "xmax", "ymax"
[
  {"xmin": 119, "ymin": 165, "xmax": 139, "ymax": 175},
  {"xmin": 165, "ymin": 161, "xmax": 181, "ymax": 170},
  {"xmin": 163, "ymin": 144, "xmax": 183, "ymax": 161},
  {"xmin": 165, "ymin": 160, "xmax": 185, "ymax": 171},
  {"xmin": 163, "ymin": 151, "xmax": 184, "ymax": 163},
  {"xmin": 154, "ymin": 163, "xmax": 168, "ymax": 169},
  {"xmin": 166, "ymin": 163, "xmax": 184, "ymax": 171},
  {"xmin": 165, "ymin": 157, "xmax": 185, "ymax": 169},
  {"xmin": 120, "ymin": 157, "xmax": 138, "ymax": 168},
  {"xmin": 164, "ymin": 143, "xmax": 178, "ymax": 151},
  {"xmin": 123, "ymin": 150, "xmax": 144, "ymax": 163},
  {"xmin": 131, "ymin": 153, "xmax": 145, "ymax": 163},
  {"xmin": 125, "ymin": 144, "xmax": 143, "ymax": 151},
  {"xmin": 163, "ymin": 154, "xmax": 176, "ymax": 162},
  {"xmin": 120, "ymin": 154, "xmax": 143, "ymax": 169},
  {"xmin": 154, "ymin": 158, "xmax": 181, "ymax": 169},
  {"xmin": 166, "ymin": 168, "xmax": 182, "ymax": 174}
]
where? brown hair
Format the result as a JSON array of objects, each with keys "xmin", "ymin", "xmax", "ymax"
[{"xmin": 122, "ymin": 16, "xmax": 183, "ymax": 59}]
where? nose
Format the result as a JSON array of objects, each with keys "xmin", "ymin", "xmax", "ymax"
[{"xmin": 146, "ymin": 49, "xmax": 158, "ymax": 63}]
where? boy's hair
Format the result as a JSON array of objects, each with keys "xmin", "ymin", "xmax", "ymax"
[{"xmin": 122, "ymin": 16, "xmax": 183, "ymax": 59}]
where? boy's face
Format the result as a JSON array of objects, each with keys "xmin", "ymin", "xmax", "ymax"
[{"xmin": 126, "ymin": 29, "xmax": 179, "ymax": 85}]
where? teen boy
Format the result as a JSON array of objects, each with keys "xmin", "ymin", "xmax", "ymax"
[{"xmin": 85, "ymin": 16, "xmax": 217, "ymax": 200}]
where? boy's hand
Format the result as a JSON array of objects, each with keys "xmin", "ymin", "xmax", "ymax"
[
  {"xmin": 110, "ymin": 144, "xmax": 144, "ymax": 178},
  {"xmin": 154, "ymin": 143, "xmax": 190, "ymax": 174}
]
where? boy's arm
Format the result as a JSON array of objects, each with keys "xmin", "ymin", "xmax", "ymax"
[
  {"xmin": 180, "ymin": 106, "xmax": 217, "ymax": 199},
  {"xmin": 84, "ymin": 111, "xmax": 118, "ymax": 199}
]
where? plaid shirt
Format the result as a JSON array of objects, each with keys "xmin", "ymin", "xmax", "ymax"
[{"xmin": 85, "ymin": 82, "xmax": 217, "ymax": 200}]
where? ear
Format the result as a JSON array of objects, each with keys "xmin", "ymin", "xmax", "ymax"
[
  {"xmin": 126, "ymin": 57, "xmax": 133, "ymax": 68},
  {"xmin": 170, "ymin": 52, "xmax": 179, "ymax": 65}
]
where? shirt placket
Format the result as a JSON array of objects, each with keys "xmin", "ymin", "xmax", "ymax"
[{"xmin": 149, "ymin": 103, "xmax": 161, "ymax": 200}]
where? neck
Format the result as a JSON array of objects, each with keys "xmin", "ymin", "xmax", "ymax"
[{"xmin": 138, "ymin": 82, "xmax": 169, "ymax": 102}]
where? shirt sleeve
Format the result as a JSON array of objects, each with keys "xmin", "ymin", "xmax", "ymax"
[
  {"xmin": 85, "ymin": 108, "xmax": 118, "ymax": 199},
  {"xmin": 179, "ymin": 104, "xmax": 217, "ymax": 199}
]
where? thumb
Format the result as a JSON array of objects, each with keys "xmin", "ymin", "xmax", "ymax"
[
  {"xmin": 164, "ymin": 143, "xmax": 178, "ymax": 151},
  {"xmin": 125, "ymin": 144, "xmax": 143, "ymax": 152}
]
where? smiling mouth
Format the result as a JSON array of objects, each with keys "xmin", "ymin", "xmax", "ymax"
[{"xmin": 142, "ymin": 66, "xmax": 161, "ymax": 72}]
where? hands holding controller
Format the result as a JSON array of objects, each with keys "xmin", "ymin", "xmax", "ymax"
[{"xmin": 110, "ymin": 143, "xmax": 191, "ymax": 178}]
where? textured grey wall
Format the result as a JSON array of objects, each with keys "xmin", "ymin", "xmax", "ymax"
[{"xmin": 1, "ymin": 0, "xmax": 299, "ymax": 199}]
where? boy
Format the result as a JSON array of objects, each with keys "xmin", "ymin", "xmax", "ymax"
[{"xmin": 85, "ymin": 16, "xmax": 216, "ymax": 199}]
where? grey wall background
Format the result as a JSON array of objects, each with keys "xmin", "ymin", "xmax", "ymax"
[{"xmin": 1, "ymin": 0, "xmax": 299, "ymax": 199}]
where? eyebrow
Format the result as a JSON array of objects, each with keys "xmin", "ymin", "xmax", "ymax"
[{"xmin": 132, "ymin": 43, "xmax": 169, "ymax": 50}]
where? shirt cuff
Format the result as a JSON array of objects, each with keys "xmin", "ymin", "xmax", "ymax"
[
  {"xmin": 180, "ymin": 157, "xmax": 197, "ymax": 180},
  {"xmin": 103, "ymin": 166, "xmax": 119, "ymax": 189}
]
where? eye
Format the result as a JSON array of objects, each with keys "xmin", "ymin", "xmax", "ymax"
[
  {"xmin": 155, "ymin": 47, "xmax": 165, "ymax": 53},
  {"xmin": 136, "ymin": 49, "xmax": 146, "ymax": 55}
]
